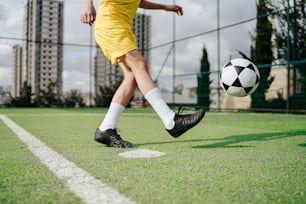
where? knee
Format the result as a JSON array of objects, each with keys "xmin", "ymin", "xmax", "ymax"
[
  {"xmin": 130, "ymin": 59, "xmax": 148, "ymax": 73},
  {"xmin": 126, "ymin": 51, "xmax": 148, "ymax": 72}
]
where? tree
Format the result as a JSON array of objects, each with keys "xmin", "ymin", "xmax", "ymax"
[
  {"xmin": 250, "ymin": 0, "xmax": 274, "ymax": 109},
  {"xmin": 95, "ymin": 78, "xmax": 123, "ymax": 107},
  {"xmin": 9, "ymin": 81, "xmax": 33, "ymax": 107},
  {"xmin": 273, "ymin": 0, "xmax": 306, "ymax": 109},
  {"xmin": 197, "ymin": 46, "xmax": 211, "ymax": 108},
  {"xmin": 0, "ymin": 86, "xmax": 10, "ymax": 106},
  {"xmin": 63, "ymin": 89, "xmax": 85, "ymax": 107},
  {"xmin": 34, "ymin": 82, "xmax": 62, "ymax": 107}
]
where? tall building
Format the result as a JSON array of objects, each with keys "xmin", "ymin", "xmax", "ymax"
[
  {"xmin": 133, "ymin": 13, "xmax": 151, "ymax": 65},
  {"xmin": 94, "ymin": 13, "xmax": 151, "ymax": 98},
  {"xmin": 94, "ymin": 51, "xmax": 121, "ymax": 88},
  {"xmin": 12, "ymin": 45, "xmax": 23, "ymax": 97},
  {"xmin": 12, "ymin": 0, "xmax": 64, "ymax": 97}
]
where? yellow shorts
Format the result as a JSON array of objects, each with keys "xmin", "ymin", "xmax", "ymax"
[{"xmin": 95, "ymin": 0, "xmax": 141, "ymax": 64}]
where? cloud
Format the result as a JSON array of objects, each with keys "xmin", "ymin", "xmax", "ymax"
[
  {"xmin": 63, "ymin": 70, "xmax": 90, "ymax": 91},
  {"xmin": 0, "ymin": 3, "xmax": 8, "ymax": 22},
  {"xmin": 64, "ymin": 1, "xmax": 93, "ymax": 44},
  {"xmin": 0, "ymin": 1, "xmax": 24, "ymax": 36},
  {"xmin": 0, "ymin": 45, "xmax": 13, "ymax": 67},
  {"xmin": 0, "ymin": 67, "xmax": 11, "ymax": 88},
  {"xmin": 147, "ymin": 0, "xmax": 257, "ymax": 89}
]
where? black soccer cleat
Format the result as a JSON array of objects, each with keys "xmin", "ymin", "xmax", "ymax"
[
  {"xmin": 94, "ymin": 128, "xmax": 133, "ymax": 148},
  {"xmin": 167, "ymin": 107, "xmax": 206, "ymax": 138}
]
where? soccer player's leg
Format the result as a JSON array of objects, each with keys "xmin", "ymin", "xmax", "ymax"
[
  {"xmin": 95, "ymin": 61, "xmax": 136, "ymax": 148},
  {"xmin": 124, "ymin": 50, "xmax": 206, "ymax": 138}
]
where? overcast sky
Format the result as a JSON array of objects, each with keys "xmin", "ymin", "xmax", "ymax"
[{"xmin": 0, "ymin": 0, "xmax": 257, "ymax": 92}]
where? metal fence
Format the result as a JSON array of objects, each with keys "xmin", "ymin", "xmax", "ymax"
[
  {"xmin": 156, "ymin": 59, "xmax": 306, "ymax": 113},
  {"xmin": 1, "ymin": 0, "xmax": 305, "ymax": 112}
]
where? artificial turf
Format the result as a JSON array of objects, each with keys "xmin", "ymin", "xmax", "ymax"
[{"xmin": 1, "ymin": 108, "xmax": 305, "ymax": 203}]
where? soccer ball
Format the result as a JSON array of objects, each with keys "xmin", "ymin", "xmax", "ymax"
[{"xmin": 220, "ymin": 58, "xmax": 260, "ymax": 97}]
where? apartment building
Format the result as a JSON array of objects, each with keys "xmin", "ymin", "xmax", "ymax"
[{"xmin": 12, "ymin": 0, "xmax": 64, "ymax": 97}]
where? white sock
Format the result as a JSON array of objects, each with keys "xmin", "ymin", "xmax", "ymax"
[
  {"xmin": 145, "ymin": 88, "xmax": 175, "ymax": 129},
  {"xmin": 99, "ymin": 102, "xmax": 125, "ymax": 131}
]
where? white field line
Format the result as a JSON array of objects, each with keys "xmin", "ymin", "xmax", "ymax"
[
  {"xmin": 0, "ymin": 115, "xmax": 134, "ymax": 204},
  {"xmin": 4, "ymin": 113, "xmax": 156, "ymax": 117}
]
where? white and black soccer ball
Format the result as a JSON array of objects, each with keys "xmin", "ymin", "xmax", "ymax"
[{"xmin": 220, "ymin": 58, "xmax": 260, "ymax": 97}]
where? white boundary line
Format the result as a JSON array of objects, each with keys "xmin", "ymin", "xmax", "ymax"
[
  {"xmin": 3, "ymin": 113, "xmax": 156, "ymax": 117},
  {"xmin": 0, "ymin": 115, "xmax": 134, "ymax": 204}
]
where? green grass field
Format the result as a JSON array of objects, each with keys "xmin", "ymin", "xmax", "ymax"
[{"xmin": 0, "ymin": 108, "xmax": 305, "ymax": 204}]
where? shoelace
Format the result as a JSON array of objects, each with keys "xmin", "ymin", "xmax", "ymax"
[
  {"xmin": 176, "ymin": 106, "xmax": 200, "ymax": 126},
  {"xmin": 175, "ymin": 106, "xmax": 190, "ymax": 126},
  {"xmin": 110, "ymin": 129, "xmax": 122, "ymax": 140},
  {"xmin": 177, "ymin": 106, "xmax": 184, "ymax": 114}
]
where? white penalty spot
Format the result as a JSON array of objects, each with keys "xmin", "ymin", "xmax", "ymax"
[{"xmin": 119, "ymin": 149, "xmax": 165, "ymax": 159}]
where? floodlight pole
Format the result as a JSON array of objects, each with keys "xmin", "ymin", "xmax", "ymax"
[
  {"xmin": 172, "ymin": 0, "xmax": 176, "ymax": 104},
  {"xmin": 292, "ymin": 0, "xmax": 297, "ymax": 111},
  {"xmin": 89, "ymin": 26, "xmax": 93, "ymax": 107},
  {"xmin": 25, "ymin": 0, "xmax": 30, "ymax": 88},
  {"xmin": 217, "ymin": 0, "xmax": 221, "ymax": 111},
  {"xmin": 286, "ymin": 0, "xmax": 290, "ymax": 112}
]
